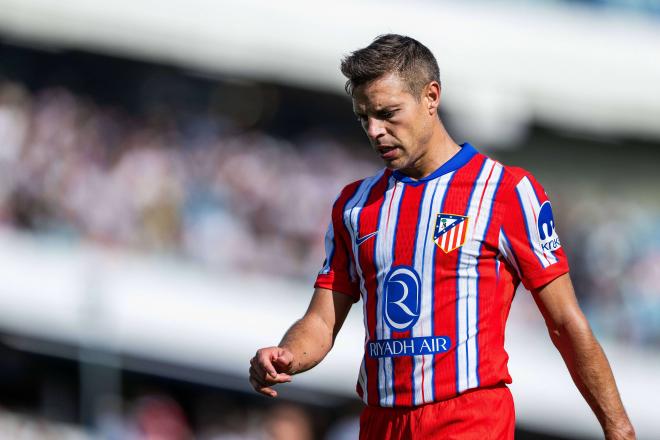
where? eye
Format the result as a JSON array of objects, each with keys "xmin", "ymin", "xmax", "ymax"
[
  {"xmin": 355, "ymin": 114, "xmax": 367, "ymax": 124},
  {"xmin": 378, "ymin": 110, "xmax": 396, "ymax": 120}
]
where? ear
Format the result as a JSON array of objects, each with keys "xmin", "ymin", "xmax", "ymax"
[{"xmin": 424, "ymin": 81, "xmax": 441, "ymax": 116}]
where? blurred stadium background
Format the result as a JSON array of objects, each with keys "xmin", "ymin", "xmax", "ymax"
[{"xmin": 0, "ymin": 0, "xmax": 659, "ymax": 438}]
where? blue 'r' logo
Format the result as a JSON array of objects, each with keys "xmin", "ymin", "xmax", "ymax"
[{"xmin": 383, "ymin": 266, "xmax": 421, "ymax": 331}]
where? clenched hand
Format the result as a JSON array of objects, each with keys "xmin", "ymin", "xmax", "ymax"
[{"xmin": 249, "ymin": 346, "xmax": 294, "ymax": 397}]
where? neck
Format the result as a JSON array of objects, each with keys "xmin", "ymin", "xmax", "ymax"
[{"xmin": 400, "ymin": 120, "xmax": 461, "ymax": 180}]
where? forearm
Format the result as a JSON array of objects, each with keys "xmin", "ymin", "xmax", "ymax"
[
  {"xmin": 550, "ymin": 319, "xmax": 634, "ymax": 438},
  {"xmin": 279, "ymin": 314, "xmax": 334, "ymax": 374}
]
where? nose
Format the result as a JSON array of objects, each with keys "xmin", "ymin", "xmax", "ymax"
[{"xmin": 365, "ymin": 117, "xmax": 386, "ymax": 141}]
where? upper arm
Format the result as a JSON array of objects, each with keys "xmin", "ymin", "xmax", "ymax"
[
  {"xmin": 498, "ymin": 171, "xmax": 570, "ymax": 292},
  {"xmin": 531, "ymin": 273, "xmax": 590, "ymax": 334},
  {"xmin": 315, "ymin": 183, "xmax": 362, "ymax": 302},
  {"xmin": 304, "ymin": 287, "xmax": 354, "ymax": 342}
]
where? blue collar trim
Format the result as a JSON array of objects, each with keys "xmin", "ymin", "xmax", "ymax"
[{"xmin": 392, "ymin": 143, "xmax": 478, "ymax": 185}]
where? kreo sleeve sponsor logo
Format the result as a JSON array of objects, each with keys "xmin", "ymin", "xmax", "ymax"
[{"xmin": 537, "ymin": 201, "xmax": 561, "ymax": 252}]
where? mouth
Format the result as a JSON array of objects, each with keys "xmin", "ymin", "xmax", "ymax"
[{"xmin": 377, "ymin": 146, "xmax": 398, "ymax": 160}]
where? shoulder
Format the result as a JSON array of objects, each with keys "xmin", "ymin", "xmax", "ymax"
[
  {"xmin": 467, "ymin": 151, "xmax": 551, "ymax": 212},
  {"xmin": 485, "ymin": 159, "xmax": 547, "ymax": 201},
  {"xmin": 493, "ymin": 161, "xmax": 536, "ymax": 187},
  {"xmin": 462, "ymin": 150, "xmax": 535, "ymax": 190},
  {"xmin": 487, "ymin": 161, "xmax": 557, "ymax": 221}
]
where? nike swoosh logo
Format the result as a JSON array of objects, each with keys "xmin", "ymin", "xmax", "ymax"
[{"xmin": 356, "ymin": 231, "xmax": 378, "ymax": 246}]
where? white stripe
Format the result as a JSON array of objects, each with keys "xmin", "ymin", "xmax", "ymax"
[
  {"xmin": 410, "ymin": 172, "xmax": 454, "ymax": 405},
  {"xmin": 456, "ymin": 160, "xmax": 503, "ymax": 392},
  {"xmin": 498, "ymin": 228, "xmax": 521, "ymax": 278},
  {"xmin": 454, "ymin": 222, "xmax": 463, "ymax": 249},
  {"xmin": 440, "ymin": 230, "xmax": 448, "ymax": 249},
  {"xmin": 448, "ymin": 227, "xmax": 456, "ymax": 250},
  {"xmin": 451, "ymin": 223, "xmax": 459, "ymax": 250},
  {"xmin": 457, "ymin": 221, "xmax": 465, "ymax": 247},
  {"xmin": 359, "ymin": 357, "xmax": 367, "ymax": 399},
  {"xmin": 319, "ymin": 220, "xmax": 334, "ymax": 274},
  {"xmin": 342, "ymin": 169, "xmax": 385, "ymax": 404},
  {"xmin": 374, "ymin": 176, "xmax": 404, "ymax": 407},
  {"xmin": 515, "ymin": 177, "xmax": 557, "ymax": 267}
]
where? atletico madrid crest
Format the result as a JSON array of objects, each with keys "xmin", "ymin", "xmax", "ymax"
[{"xmin": 433, "ymin": 213, "xmax": 469, "ymax": 253}]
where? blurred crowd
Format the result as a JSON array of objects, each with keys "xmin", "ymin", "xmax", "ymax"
[
  {"xmin": 0, "ymin": 80, "xmax": 375, "ymax": 280},
  {"xmin": 559, "ymin": 193, "xmax": 660, "ymax": 346},
  {"xmin": 0, "ymin": 394, "xmax": 358, "ymax": 440},
  {"xmin": 0, "ymin": 79, "xmax": 658, "ymax": 347}
]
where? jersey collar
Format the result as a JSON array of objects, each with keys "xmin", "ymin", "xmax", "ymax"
[{"xmin": 392, "ymin": 142, "xmax": 478, "ymax": 185}]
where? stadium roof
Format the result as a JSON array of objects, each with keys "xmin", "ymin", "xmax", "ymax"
[{"xmin": 0, "ymin": 0, "xmax": 659, "ymax": 147}]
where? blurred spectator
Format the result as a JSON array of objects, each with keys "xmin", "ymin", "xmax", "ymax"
[
  {"xmin": 0, "ymin": 408, "xmax": 87, "ymax": 439},
  {"xmin": 262, "ymin": 404, "xmax": 313, "ymax": 440},
  {"xmin": 325, "ymin": 415, "xmax": 360, "ymax": 440},
  {"xmin": 132, "ymin": 395, "xmax": 192, "ymax": 440}
]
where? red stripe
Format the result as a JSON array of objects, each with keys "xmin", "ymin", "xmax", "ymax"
[
  {"xmin": 389, "ymin": 183, "xmax": 424, "ymax": 407},
  {"xmin": 356, "ymin": 172, "xmax": 391, "ymax": 406},
  {"xmin": 460, "ymin": 221, "xmax": 468, "ymax": 247},
  {"xmin": 433, "ymin": 154, "xmax": 486, "ymax": 400}
]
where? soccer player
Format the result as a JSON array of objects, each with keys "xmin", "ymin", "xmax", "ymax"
[{"xmin": 249, "ymin": 34, "xmax": 635, "ymax": 439}]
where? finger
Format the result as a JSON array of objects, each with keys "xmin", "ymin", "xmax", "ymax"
[
  {"xmin": 257, "ymin": 350, "xmax": 279, "ymax": 378},
  {"xmin": 250, "ymin": 366, "xmax": 291, "ymax": 384},
  {"xmin": 271, "ymin": 372, "xmax": 293, "ymax": 383},
  {"xmin": 273, "ymin": 348, "xmax": 294, "ymax": 371},
  {"xmin": 249, "ymin": 376, "xmax": 277, "ymax": 397},
  {"xmin": 249, "ymin": 375, "xmax": 271, "ymax": 394},
  {"xmin": 250, "ymin": 356, "xmax": 267, "ymax": 380},
  {"xmin": 249, "ymin": 366, "xmax": 267, "ymax": 387}
]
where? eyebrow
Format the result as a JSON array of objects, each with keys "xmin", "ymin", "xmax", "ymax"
[{"xmin": 354, "ymin": 106, "xmax": 397, "ymax": 116}]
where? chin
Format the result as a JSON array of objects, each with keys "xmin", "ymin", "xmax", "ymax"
[
  {"xmin": 382, "ymin": 160, "xmax": 400, "ymax": 170},
  {"xmin": 383, "ymin": 158, "xmax": 407, "ymax": 171}
]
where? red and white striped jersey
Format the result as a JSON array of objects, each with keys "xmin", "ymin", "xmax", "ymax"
[{"xmin": 315, "ymin": 143, "xmax": 569, "ymax": 408}]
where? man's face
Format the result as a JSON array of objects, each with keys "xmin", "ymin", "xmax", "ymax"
[{"xmin": 352, "ymin": 73, "xmax": 434, "ymax": 173}]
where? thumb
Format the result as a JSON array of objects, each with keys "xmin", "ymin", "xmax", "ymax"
[{"xmin": 273, "ymin": 347, "xmax": 294, "ymax": 371}]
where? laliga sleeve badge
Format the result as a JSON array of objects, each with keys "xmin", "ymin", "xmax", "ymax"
[{"xmin": 433, "ymin": 213, "xmax": 469, "ymax": 253}]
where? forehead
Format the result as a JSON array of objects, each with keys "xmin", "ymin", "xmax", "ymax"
[{"xmin": 352, "ymin": 73, "xmax": 413, "ymax": 112}]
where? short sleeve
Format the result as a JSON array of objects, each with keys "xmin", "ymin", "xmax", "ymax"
[
  {"xmin": 314, "ymin": 192, "xmax": 361, "ymax": 302},
  {"xmin": 498, "ymin": 173, "xmax": 569, "ymax": 291}
]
